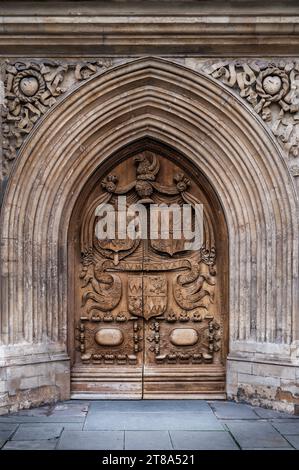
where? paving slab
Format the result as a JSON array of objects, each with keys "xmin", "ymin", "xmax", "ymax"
[
  {"xmin": 0, "ymin": 430, "xmax": 15, "ymax": 441},
  {"xmin": 253, "ymin": 407, "xmax": 299, "ymax": 419},
  {"xmin": 12, "ymin": 424, "xmax": 63, "ymax": 440},
  {"xmin": 0, "ymin": 415, "xmax": 85, "ymax": 423},
  {"xmin": 271, "ymin": 420, "xmax": 299, "ymax": 435},
  {"xmin": 0, "ymin": 400, "xmax": 298, "ymax": 450},
  {"xmin": 209, "ymin": 401, "xmax": 258, "ymax": 419},
  {"xmin": 63, "ymin": 400, "xmax": 91, "ymax": 406},
  {"xmin": 224, "ymin": 420, "xmax": 292, "ymax": 449},
  {"xmin": 0, "ymin": 404, "xmax": 87, "ymax": 422},
  {"xmin": 0, "ymin": 440, "xmax": 5, "ymax": 449},
  {"xmin": 57, "ymin": 430, "xmax": 124, "ymax": 450},
  {"xmin": 84, "ymin": 411, "xmax": 224, "ymax": 431},
  {"xmin": 89, "ymin": 400, "xmax": 212, "ymax": 413},
  {"xmin": 0, "ymin": 423, "xmax": 18, "ymax": 432},
  {"xmin": 125, "ymin": 431, "xmax": 172, "ymax": 450},
  {"xmin": 51, "ymin": 403, "xmax": 88, "ymax": 416},
  {"xmin": 2, "ymin": 439, "xmax": 58, "ymax": 450},
  {"xmin": 12, "ymin": 406, "xmax": 51, "ymax": 417},
  {"xmin": 11, "ymin": 421, "xmax": 77, "ymax": 432},
  {"xmin": 170, "ymin": 430, "xmax": 239, "ymax": 450},
  {"xmin": 282, "ymin": 435, "xmax": 299, "ymax": 449},
  {"xmin": 242, "ymin": 447, "xmax": 294, "ymax": 450},
  {"xmin": 62, "ymin": 422, "xmax": 84, "ymax": 430}
]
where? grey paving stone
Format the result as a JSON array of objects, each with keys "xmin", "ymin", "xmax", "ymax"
[
  {"xmin": 51, "ymin": 403, "xmax": 88, "ymax": 416},
  {"xmin": 1, "ymin": 400, "xmax": 297, "ymax": 450},
  {"xmin": 125, "ymin": 431, "xmax": 172, "ymax": 450},
  {"xmin": 63, "ymin": 400, "xmax": 91, "ymax": 406},
  {"xmin": 0, "ymin": 415, "xmax": 84, "ymax": 423},
  {"xmin": 13, "ymin": 406, "xmax": 51, "ymax": 417},
  {"xmin": 224, "ymin": 421, "xmax": 292, "ymax": 449},
  {"xmin": 17, "ymin": 422, "xmax": 84, "ymax": 431},
  {"xmin": 282, "ymin": 435, "xmax": 299, "ymax": 449},
  {"xmin": 209, "ymin": 401, "xmax": 258, "ymax": 419},
  {"xmin": 57, "ymin": 430, "xmax": 124, "ymax": 450},
  {"xmin": 12, "ymin": 424, "xmax": 63, "ymax": 440},
  {"xmin": 3, "ymin": 439, "xmax": 57, "ymax": 450},
  {"xmin": 62, "ymin": 422, "xmax": 84, "ymax": 430},
  {"xmin": 16, "ymin": 422, "xmax": 62, "ymax": 428},
  {"xmin": 243, "ymin": 448, "xmax": 294, "ymax": 451},
  {"xmin": 271, "ymin": 420, "xmax": 299, "ymax": 435},
  {"xmin": 0, "ymin": 429, "xmax": 15, "ymax": 441},
  {"xmin": 170, "ymin": 431, "xmax": 239, "ymax": 450},
  {"xmin": 89, "ymin": 400, "xmax": 212, "ymax": 413},
  {"xmin": 0, "ymin": 423, "xmax": 18, "ymax": 432},
  {"xmin": 85, "ymin": 411, "xmax": 224, "ymax": 431},
  {"xmin": 0, "ymin": 431, "xmax": 14, "ymax": 449},
  {"xmin": 253, "ymin": 407, "xmax": 299, "ymax": 419},
  {"xmin": 0, "ymin": 404, "xmax": 87, "ymax": 422}
]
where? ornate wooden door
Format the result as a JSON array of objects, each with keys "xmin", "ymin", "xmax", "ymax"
[{"xmin": 70, "ymin": 150, "xmax": 227, "ymax": 398}]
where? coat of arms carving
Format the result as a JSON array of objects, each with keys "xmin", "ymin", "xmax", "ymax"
[{"xmin": 128, "ymin": 274, "xmax": 168, "ymax": 320}]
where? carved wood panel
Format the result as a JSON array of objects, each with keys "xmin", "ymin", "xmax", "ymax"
[{"xmin": 71, "ymin": 149, "xmax": 227, "ymax": 398}]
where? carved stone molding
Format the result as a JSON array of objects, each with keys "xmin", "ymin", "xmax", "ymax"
[
  {"xmin": 1, "ymin": 4, "xmax": 299, "ymax": 56},
  {"xmin": 202, "ymin": 60, "xmax": 299, "ymax": 165},
  {"xmin": 1, "ymin": 59, "xmax": 112, "ymax": 177}
]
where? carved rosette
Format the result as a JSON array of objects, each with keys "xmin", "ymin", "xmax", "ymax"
[
  {"xmin": 1, "ymin": 59, "xmax": 113, "ymax": 177},
  {"xmin": 202, "ymin": 60, "xmax": 299, "ymax": 162}
]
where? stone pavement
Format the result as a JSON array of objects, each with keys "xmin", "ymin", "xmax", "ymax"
[{"xmin": 0, "ymin": 400, "xmax": 299, "ymax": 450}]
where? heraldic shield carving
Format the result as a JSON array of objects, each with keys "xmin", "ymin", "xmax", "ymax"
[
  {"xmin": 128, "ymin": 274, "xmax": 168, "ymax": 320},
  {"xmin": 71, "ymin": 149, "xmax": 227, "ymax": 398}
]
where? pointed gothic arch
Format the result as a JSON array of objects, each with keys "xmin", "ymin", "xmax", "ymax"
[{"xmin": 0, "ymin": 57, "xmax": 298, "ymax": 409}]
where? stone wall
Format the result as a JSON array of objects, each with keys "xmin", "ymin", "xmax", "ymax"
[
  {"xmin": 0, "ymin": 359, "xmax": 70, "ymax": 416},
  {"xmin": 227, "ymin": 359, "xmax": 299, "ymax": 414}
]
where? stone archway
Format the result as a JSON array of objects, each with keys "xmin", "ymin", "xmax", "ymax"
[{"xmin": 0, "ymin": 58, "xmax": 298, "ymax": 412}]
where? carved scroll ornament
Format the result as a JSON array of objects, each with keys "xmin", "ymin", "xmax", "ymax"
[
  {"xmin": 202, "ymin": 60, "xmax": 299, "ymax": 166},
  {"xmin": 1, "ymin": 59, "xmax": 112, "ymax": 177}
]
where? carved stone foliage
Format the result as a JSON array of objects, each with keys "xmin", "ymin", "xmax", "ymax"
[
  {"xmin": 1, "ymin": 59, "xmax": 112, "ymax": 176},
  {"xmin": 202, "ymin": 60, "xmax": 299, "ymax": 164}
]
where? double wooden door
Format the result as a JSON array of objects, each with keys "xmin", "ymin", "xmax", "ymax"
[{"xmin": 70, "ymin": 150, "xmax": 227, "ymax": 398}]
